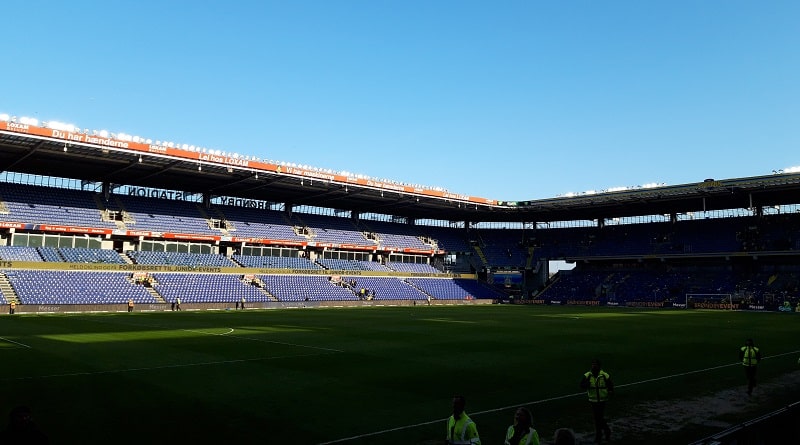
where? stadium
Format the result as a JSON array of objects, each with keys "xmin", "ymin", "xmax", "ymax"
[{"xmin": 1, "ymin": 113, "xmax": 799, "ymax": 444}]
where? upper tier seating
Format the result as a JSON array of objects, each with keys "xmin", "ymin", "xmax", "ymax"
[
  {"xmin": 295, "ymin": 213, "xmax": 374, "ymax": 245},
  {"xmin": 362, "ymin": 220, "xmax": 430, "ymax": 250},
  {"xmin": 211, "ymin": 205, "xmax": 303, "ymax": 241},
  {"xmin": 420, "ymin": 226, "xmax": 471, "ymax": 253},
  {"xmin": 108, "ymin": 194, "xmax": 217, "ymax": 234},
  {"xmin": 0, "ymin": 183, "xmax": 116, "ymax": 228},
  {"xmin": 474, "ymin": 229, "xmax": 528, "ymax": 268}
]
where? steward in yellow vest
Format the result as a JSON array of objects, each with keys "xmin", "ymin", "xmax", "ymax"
[{"xmin": 580, "ymin": 358, "xmax": 613, "ymax": 443}]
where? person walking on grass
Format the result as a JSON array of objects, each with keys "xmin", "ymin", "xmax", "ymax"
[
  {"xmin": 580, "ymin": 358, "xmax": 613, "ymax": 443},
  {"xmin": 740, "ymin": 338, "xmax": 762, "ymax": 395}
]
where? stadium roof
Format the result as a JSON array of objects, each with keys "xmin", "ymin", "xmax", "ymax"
[{"xmin": 2, "ymin": 126, "xmax": 800, "ymax": 223}]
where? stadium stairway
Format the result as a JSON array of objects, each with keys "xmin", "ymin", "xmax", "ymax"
[
  {"xmin": 525, "ymin": 246, "xmax": 535, "ymax": 269},
  {"xmin": 472, "ymin": 245, "xmax": 488, "ymax": 266},
  {"xmin": 126, "ymin": 275, "xmax": 166, "ymax": 303},
  {"xmin": 0, "ymin": 273, "xmax": 20, "ymax": 304}
]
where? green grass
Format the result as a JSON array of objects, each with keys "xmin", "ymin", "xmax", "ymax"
[{"xmin": 1, "ymin": 305, "xmax": 798, "ymax": 444}]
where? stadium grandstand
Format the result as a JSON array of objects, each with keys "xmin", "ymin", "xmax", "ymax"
[{"xmin": 2, "ymin": 113, "xmax": 800, "ymax": 442}]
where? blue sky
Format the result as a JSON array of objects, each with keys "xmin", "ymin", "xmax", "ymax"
[{"xmin": 2, "ymin": 1, "xmax": 798, "ymax": 201}]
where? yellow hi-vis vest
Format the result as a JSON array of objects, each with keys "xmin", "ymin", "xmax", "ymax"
[
  {"xmin": 585, "ymin": 371, "xmax": 611, "ymax": 402},
  {"xmin": 447, "ymin": 413, "xmax": 481, "ymax": 445},
  {"xmin": 741, "ymin": 346, "xmax": 760, "ymax": 367},
  {"xmin": 504, "ymin": 425, "xmax": 540, "ymax": 445}
]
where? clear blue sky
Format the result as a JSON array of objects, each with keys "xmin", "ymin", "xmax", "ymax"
[{"xmin": 2, "ymin": 1, "xmax": 798, "ymax": 201}]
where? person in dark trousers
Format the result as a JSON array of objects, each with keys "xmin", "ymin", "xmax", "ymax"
[
  {"xmin": 9, "ymin": 301, "xmax": 15, "ymax": 315},
  {"xmin": 175, "ymin": 297, "xmax": 182, "ymax": 311},
  {"xmin": 580, "ymin": 358, "xmax": 613, "ymax": 443},
  {"xmin": 127, "ymin": 299, "xmax": 134, "ymax": 313},
  {"xmin": 740, "ymin": 338, "xmax": 762, "ymax": 395}
]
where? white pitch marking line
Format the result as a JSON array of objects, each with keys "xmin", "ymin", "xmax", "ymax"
[
  {"xmin": 317, "ymin": 350, "xmax": 800, "ymax": 444},
  {"xmin": 0, "ymin": 336, "xmax": 31, "ymax": 348}
]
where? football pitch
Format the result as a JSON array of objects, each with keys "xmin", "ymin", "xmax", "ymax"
[{"xmin": 2, "ymin": 305, "xmax": 798, "ymax": 444}]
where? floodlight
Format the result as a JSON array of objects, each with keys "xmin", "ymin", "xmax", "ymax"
[
  {"xmin": 63, "ymin": 144, "xmax": 68, "ymax": 152},
  {"xmin": 254, "ymin": 173, "xmax": 258, "ymax": 179},
  {"xmin": 139, "ymin": 155, "xmax": 142, "ymax": 163},
  {"xmin": 198, "ymin": 164, "xmax": 202, "ymax": 171},
  {"xmin": 0, "ymin": 113, "xmax": 9, "ymax": 122},
  {"xmin": 99, "ymin": 130, "xmax": 109, "ymax": 138}
]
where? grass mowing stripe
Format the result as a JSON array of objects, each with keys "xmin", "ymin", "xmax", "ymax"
[
  {"xmin": 77, "ymin": 315, "xmax": 345, "ymax": 352},
  {"xmin": 1, "ymin": 350, "xmax": 339, "ymax": 382},
  {"xmin": 317, "ymin": 349, "xmax": 800, "ymax": 444}
]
